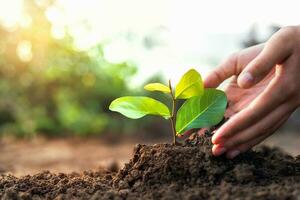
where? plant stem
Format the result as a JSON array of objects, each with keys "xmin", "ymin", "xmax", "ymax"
[{"xmin": 168, "ymin": 80, "xmax": 178, "ymax": 145}]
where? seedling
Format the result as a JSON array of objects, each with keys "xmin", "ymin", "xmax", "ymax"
[{"xmin": 109, "ymin": 69, "xmax": 227, "ymax": 144}]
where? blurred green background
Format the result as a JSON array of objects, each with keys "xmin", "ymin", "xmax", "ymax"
[
  {"xmin": 0, "ymin": 0, "xmax": 169, "ymax": 137},
  {"xmin": 0, "ymin": 0, "xmax": 299, "ymax": 177},
  {"xmin": 0, "ymin": 0, "xmax": 299, "ymax": 138}
]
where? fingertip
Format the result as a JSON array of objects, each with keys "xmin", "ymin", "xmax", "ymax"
[
  {"xmin": 204, "ymin": 79, "xmax": 216, "ymax": 88},
  {"xmin": 211, "ymin": 134, "xmax": 218, "ymax": 144},
  {"xmin": 211, "ymin": 132, "xmax": 223, "ymax": 144},
  {"xmin": 237, "ymin": 72, "xmax": 255, "ymax": 88},
  {"xmin": 203, "ymin": 72, "xmax": 220, "ymax": 88},
  {"xmin": 212, "ymin": 145, "xmax": 227, "ymax": 156}
]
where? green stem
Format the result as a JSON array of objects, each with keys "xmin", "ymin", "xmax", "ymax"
[{"xmin": 168, "ymin": 80, "xmax": 178, "ymax": 145}]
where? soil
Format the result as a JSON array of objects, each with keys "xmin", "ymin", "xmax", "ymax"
[
  {"xmin": 0, "ymin": 137, "xmax": 135, "ymax": 176},
  {"xmin": 0, "ymin": 134, "xmax": 299, "ymax": 200}
]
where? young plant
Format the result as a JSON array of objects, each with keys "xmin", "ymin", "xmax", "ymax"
[{"xmin": 109, "ymin": 69, "xmax": 227, "ymax": 144}]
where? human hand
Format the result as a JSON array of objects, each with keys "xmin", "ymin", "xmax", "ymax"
[{"xmin": 205, "ymin": 26, "xmax": 300, "ymax": 159}]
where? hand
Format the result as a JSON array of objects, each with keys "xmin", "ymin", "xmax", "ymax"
[{"xmin": 204, "ymin": 26, "xmax": 300, "ymax": 159}]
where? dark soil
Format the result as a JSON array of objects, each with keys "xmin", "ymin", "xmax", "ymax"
[{"xmin": 0, "ymin": 135, "xmax": 300, "ymax": 200}]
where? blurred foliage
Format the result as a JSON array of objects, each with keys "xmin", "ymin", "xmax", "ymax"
[{"xmin": 0, "ymin": 0, "xmax": 153, "ymax": 137}]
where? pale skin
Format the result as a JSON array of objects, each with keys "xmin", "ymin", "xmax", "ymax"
[{"xmin": 204, "ymin": 26, "xmax": 300, "ymax": 159}]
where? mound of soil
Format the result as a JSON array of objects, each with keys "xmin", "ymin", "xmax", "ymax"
[{"xmin": 1, "ymin": 135, "xmax": 299, "ymax": 200}]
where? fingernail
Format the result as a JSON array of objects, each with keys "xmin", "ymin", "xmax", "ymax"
[
  {"xmin": 227, "ymin": 150, "xmax": 240, "ymax": 159},
  {"xmin": 239, "ymin": 72, "xmax": 254, "ymax": 86},
  {"xmin": 212, "ymin": 132, "xmax": 223, "ymax": 144},
  {"xmin": 211, "ymin": 134, "xmax": 218, "ymax": 144},
  {"xmin": 213, "ymin": 147, "xmax": 226, "ymax": 156}
]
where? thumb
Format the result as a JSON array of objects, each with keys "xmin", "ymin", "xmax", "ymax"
[{"xmin": 237, "ymin": 30, "xmax": 293, "ymax": 88}]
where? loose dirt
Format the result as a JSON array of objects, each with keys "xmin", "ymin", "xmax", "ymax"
[{"xmin": 0, "ymin": 134, "xmax": 299, "ymax": 200}]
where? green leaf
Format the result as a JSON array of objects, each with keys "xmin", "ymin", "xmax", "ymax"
[
  {"xmin": 175, "ymin": 69, "xmax": 204, "ymax": 99},
  {"xmin": 176, "ymin": 89, "xmax": 227, "ymax": 135},
  {"xmin": 109, "ymin": 96, "xmax": 170, "ymax": 119},
  {"xmin": 144, "ymin": 83, "xmax": 171, "ymax": 93}
]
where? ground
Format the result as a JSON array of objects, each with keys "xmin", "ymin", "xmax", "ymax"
[
  {"xmin": 0, "ymin": 134, "xmax": 299, "ymax": 200},
  {"xmin": 0, "ymin": 130, "xmax": 299, "ymax": 176}
]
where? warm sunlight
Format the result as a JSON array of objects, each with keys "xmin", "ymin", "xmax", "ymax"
[
  {"xmin": 16, "ymin": 40, "xmax": 33, "ymax": 62},
  {"xmin": 1, "ymin": 0, "xmax": 299, "ymax": 82},
  {"xmin": 0, "ymin": 0, "xmax": 23, "ymax": 30},
  {"xmin": 0, "ymin": 1, "xmax": 300, "ymax": 198}
]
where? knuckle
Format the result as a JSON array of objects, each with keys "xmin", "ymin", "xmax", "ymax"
[
  {"xmin": 225, "ymin": 135, "xmax": 244, "ymax": 148},
  {"xmin": 227, "ymin": 53, "xmax": 238, "ymax": 64},
  {"xmin": 249, "ymin": 58, "xmax": 264, "ymax": 74},
  {"xmin": 227, "ymin": 53, "xmax": 239, "ymax": 73},
  {"xmin": 210, "ymin": 69, "xmax": 223, "ymax": 84},
  {"xmin": 281, "ymin": 26, "xmax": 298, "ymax": 37},
  {"xmin": 238, "ymin": 143, "xmax": 251, "ymax": 153},
  {"xmin": 276, "ymin": 26, "xmax": 298, "ymax": 45},
  {"xmin": 224, "ymin": 140, "xmax": 235, "ymax": 148}
]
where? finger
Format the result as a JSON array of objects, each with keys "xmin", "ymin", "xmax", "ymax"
[
  {"xmin": 212, "ymin": 76, "xmax": 286, "ymax": 145},
  {"xmin": 222, "ymin": 103, "xmax": 293, "ymax": 150},
  {"xmin": 212, "ymin": 109, "xmax": 290, "ymax": 157},
  {"xmin": 237, "ymin": 29, "xmax": 293, "ymax": 88},
  {"xmin": 225, "ymin": 114, "xmax": 290, "ymax": 159},
  {"xmin": 204, "ymin": 44, "xmax": 263, "ymax": 88},
  {"xmin": 212, "ymin": 144, "xmax": 226, "ymax": 156}
]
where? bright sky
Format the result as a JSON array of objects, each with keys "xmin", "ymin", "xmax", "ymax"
[{"xmin": 0, "ymin": 0, "xmax": 300, "ymax": 85}]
